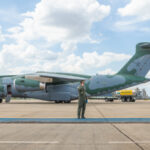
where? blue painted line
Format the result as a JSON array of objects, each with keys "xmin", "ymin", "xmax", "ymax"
[{"xmin": 0, "ymin": 118, "xmax": 150, "ymax": 123}]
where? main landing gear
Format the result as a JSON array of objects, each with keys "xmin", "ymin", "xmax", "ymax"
[
  {"xmin": 0, "ymin": 99, "xmax": 3, "ymax": 103},
  {"xmin": 55, "ymin": 100, "xmax": 71, "ymax": 103}
]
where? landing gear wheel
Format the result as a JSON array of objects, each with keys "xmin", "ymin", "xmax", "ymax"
[
  {"xmin": 55, "ymin": 101, "xmax": 63, "ymax": 103},
  {"xmin": 0, "ymin": 99, "xmax": 3, "ymax": 103},
  {"xmin": 129, "ymin": 97, "xmax": 135, "ymax": 102},
  {"xmin": 131, "ymin": 98, "xmax": 136, "ymax": 102},
  {"xmin": 110, "ymin": 99, "xmax": 114, "ymax": 102},
  {"xmin": 105, "ymin": 99, "xmax": 114, "ymax": 102},
  {"xmin": 64, "ymin": 101, "xmax": 71, "ymax": 103}
]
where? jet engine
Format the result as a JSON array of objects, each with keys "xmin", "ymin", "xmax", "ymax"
[{"xmin": 14, "ymin": 78, "xmax": 45, "ymax": 92}]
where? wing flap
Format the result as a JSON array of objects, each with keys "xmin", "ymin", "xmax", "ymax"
[{"xmin": 25, "ymin": 75, "xmax": 53, "ymax": 83}]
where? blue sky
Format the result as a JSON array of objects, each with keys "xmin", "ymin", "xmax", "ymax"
[{"xmin": 0, "ymin": 0, "xmax": 150, "ymax": 94}]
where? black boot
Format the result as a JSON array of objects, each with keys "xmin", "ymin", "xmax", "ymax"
[{"xmin": 81, "ymin": 116, "xmax": 86, "ymax": 119}]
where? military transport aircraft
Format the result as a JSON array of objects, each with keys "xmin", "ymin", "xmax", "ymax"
[{"xmin": 0, "ymin": 42, "xmax": 150, "ymax": 103}]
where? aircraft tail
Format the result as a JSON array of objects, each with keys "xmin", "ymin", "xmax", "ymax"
[{"xmin": 118, "ymin": 42, "xmax": 150, "ymax": 77}]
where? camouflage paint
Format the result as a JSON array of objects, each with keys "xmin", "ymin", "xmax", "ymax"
[
  {"xmin": 118, "ymin": 42, "xmax": 150, "ymax": 77},
  {"xmin": 0, "ymin": 85, "xmax": 4, "ymax": 92},
  {"xmin": 85, "ymin": 74, "xmax": 148, "ymax": 95},
  {"xmin": 15, "ymin": 78, "xmax": 40, "ymax": 88},
  {"xmin": 85, "ymin": 42, "xmax": 150, "ymax": 95}
]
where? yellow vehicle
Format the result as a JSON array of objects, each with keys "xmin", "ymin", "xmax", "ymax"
[{"xmin": 116, "ymin": 90, "xmax": 136, "ymax": 102}]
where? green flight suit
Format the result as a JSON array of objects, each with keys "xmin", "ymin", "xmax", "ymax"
[{"xmin": 77, "ymin": 85, "xmax": 87, "ymax": 119}]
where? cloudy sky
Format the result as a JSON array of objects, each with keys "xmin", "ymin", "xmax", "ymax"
[{"xmin": 0, "ymin": 0, "xmax": 150, "ymax": 94}]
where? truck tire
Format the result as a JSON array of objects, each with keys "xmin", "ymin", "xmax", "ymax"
[
  {"xmin": 0, "ymin": 99, "xmax": 2, "ymax": 103},
  {"xmin": 127, "ymin": 97, "xmax": 130, "ymax": 102},
  {"xmin": 122, "ymin": 97, "xmax": 127, "ymax": 102},
  {"xmin": 129, "ymin": 96, "xmax": 135, "ymax": 102},
  {"xmin": 131, "ymin": 98, "xmax": 136, "ymax": 102}
]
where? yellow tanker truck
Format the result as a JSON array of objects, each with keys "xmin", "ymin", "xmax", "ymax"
[{"xmin": 116, "ymin": 90, "xmax": 136, "ymax": 102}]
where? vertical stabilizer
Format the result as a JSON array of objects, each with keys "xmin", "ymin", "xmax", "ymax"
[{"xmin": 118, "ymin": 42, "xmax": 150, "ymax": 77}]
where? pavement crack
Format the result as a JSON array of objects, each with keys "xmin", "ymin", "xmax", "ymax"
[
  {"xmin": 93, "ymin": 103, "xmax": 145, "ymax": 149},
  {"xmin": 92, "ymin": 104, "xmax": 105, "ymax": 118},
  {"xmin": 111, "ymin": 124, "xmax": 145, "ymax": 150}
]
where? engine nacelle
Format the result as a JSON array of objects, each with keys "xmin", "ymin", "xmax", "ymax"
[{"xmin": 14, "ymin": 78, "xmax": 45, "ymax": 92}]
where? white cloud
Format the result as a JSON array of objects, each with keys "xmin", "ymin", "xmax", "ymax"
[
  {"xmin": 0, "ymin": 40, "xmax": 58, "ymax": 74},
  {"xmin": 8, "ymin": 0, "xmax": 110, "ymax": 50},
  {"xmin": 116, "ymin": 0, "xmax": 150, "ymax": 31},
  {"xmin": 146, "ymin": 71, "xmax": 150, "ymax": 78},
  {"xmin": 98, "ymin": 69, "xmax": 116, "ymax": 75},
  {"xmin": 56, "ymin": 51, "xmax": 131, "ymax": 74},
  {"xmin": 0, "ymin": 26, "xmax": 5, "ymax": 42},
  {"xmin": 60, "ymin": 41, "xmax": 77, "ymax": 52},
  {"xmin": 0, "ymin": 40, "xmax": 131, "ymax": 75},
  {"xmin": 118, "ymin": 0, "xmax": 150, "ymax": 21},
  {"xmin": 81, "ymin": 51, "xmax": 131, "ymax": 70},
  {"xmin": 0, "ymin": 0, "xmax": 112, "ymax": 75}
]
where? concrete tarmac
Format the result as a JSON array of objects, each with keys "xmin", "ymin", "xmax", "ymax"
[
  {"xmin": 0, "ymin": 99, "xmax": 150, "ymax": 150},
  {"xmin": 0, "ymin": 99, "xmax": 150, "ymax": 118},
  {"xmin": 0, "ymin": 123, "xmax": 150, "ymax": 150}
]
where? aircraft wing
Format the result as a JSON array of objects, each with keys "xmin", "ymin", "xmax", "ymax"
[{"xmin": 24, "ymin": 72, "xmax": 91, "ymax": 83}]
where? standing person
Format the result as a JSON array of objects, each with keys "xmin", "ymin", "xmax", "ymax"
[{"xmin": 77, "ymin": 80, "xmax": 87, "ymax": 119}]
